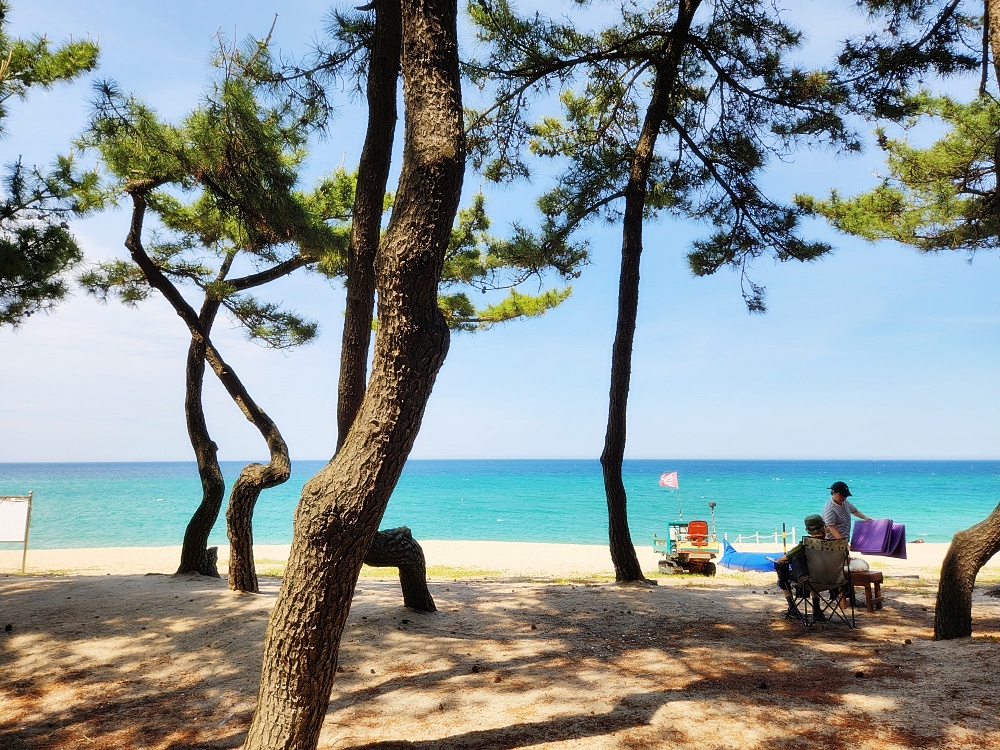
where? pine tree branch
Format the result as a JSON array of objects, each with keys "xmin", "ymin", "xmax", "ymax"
[
  {"xmin": 663, "ymin": 110, "xmax": 776, "ymax": 246},
  {"xmin": 912, "ymin": 0, "xmax": 963, "ymax": 53},
  {"xmin": 227, "ymin": 254, "xmax": 313, "ymax": 291},
  {"xmin": 687, "ymin": 34, "xmax": 840, "ymax": 119},
  {"xmin": 124, "ymin": 191, "xmax": 285, "ymax": 431}
]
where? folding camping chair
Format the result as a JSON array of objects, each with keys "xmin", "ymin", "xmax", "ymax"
[{"xmin": 788, "ymin": 537, "xmax": 855, "ymax": 628}]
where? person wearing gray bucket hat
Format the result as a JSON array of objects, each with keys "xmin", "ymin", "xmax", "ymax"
[
  {"xmin": 803, "ymin": 514, "xmax": 826, "ymax": 535},
  {"xmin": 821, "ymin": 481, "xmax": 871, "ymax": 541},
  {"xmin": 774, "ymin": 514, "xmax": 830, "ymax": 617}
]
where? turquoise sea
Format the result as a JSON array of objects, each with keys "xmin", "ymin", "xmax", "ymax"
[{"xmin": 1, "ymin": 460, "xmax": 998, "ymax": 550}]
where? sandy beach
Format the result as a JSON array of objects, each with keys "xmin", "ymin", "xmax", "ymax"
[
  {"xmin": 3, "ymin": 540, "xmax": 1000, "ymax": 749},
  {"xmin": 1, "ymin": 539, "xmax": 988, "ymax": 579}
]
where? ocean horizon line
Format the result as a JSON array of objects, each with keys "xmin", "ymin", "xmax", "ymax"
[{"xmin": 4, "ymin": 457, "xmax": 1000, "ymax": 465}]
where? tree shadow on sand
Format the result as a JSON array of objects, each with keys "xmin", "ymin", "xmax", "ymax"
[{"xmin": 2, "ymin": 574, "xmax": 1000, "ymax": 748}]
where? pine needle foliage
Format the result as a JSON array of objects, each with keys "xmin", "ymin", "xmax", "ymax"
[
  {"xmin": 263, "ymin": 7, "xmax": 588, "ymax": 330},
  {"xmin": 0, "ymin": 2, "xmax": 99, "ymax": 132},
  {"xmin": 76, "ymin": 36, "xmax": 353, "ymax": 349},
  {"xmin": 799, "ymin": 93, "xmax": 999, "ymax": 257},
  {"xmin": 798, "ymin": 2, "xmax": 998, "ymax": 260},
  {"xmin": 835, "ymin": 0, "xmax": 980, "ymax": 120},
  {"xmin": 466, "ymin": 0, "xmax": 860, "ymax": 311},
  {"xmin": 440, "ymin": 191, "xmax": 583, "ymax": 330},
  {"xmin": 0, "ymin": 1, "xmax": 98, "ymax": 327}
]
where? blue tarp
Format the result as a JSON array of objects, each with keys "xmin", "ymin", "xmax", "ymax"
[{"xmin": 717, "ymin": 540, "xmax": 777, "ymax": 573}]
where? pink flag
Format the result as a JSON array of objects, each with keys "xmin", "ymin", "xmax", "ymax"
[{"xmin": 659, "ymin": 471, "xmax": 678, "ymax": 488}]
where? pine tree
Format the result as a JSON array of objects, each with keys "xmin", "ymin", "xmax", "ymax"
[
  {"xmin": 267, "ymin": 4, "xmax": 589, "ymax": 452},
  {"xmin": 0, "ymin": 1, "xmax": 98, "ymax": 327},
  {"xmin": 76, "ymin": 39, "xmax": 349, "ymax": 592},
  {"xmin": 242, "ymin": 0, "xmax": 465, "ymax": 745},
  {"xmin": 798, "ymin": 93, "xmax": 998, "ymax": 256},
  {"xmin": 468, "ymin": 0, "xmax": 858, "ymax": 581}
]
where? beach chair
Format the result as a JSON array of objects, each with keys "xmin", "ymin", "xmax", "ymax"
[
  {"xmin": 684, "ymin": 520, "xmax": 710, "ymax": 546},
  {"xmin": 787, "ymin": 537, "xmax": 855, "ymax": 628}
]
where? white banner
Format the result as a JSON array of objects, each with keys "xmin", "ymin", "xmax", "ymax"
[{"xmin": 0, "ymin": 496, "xmax": 31, "ymax": 543}]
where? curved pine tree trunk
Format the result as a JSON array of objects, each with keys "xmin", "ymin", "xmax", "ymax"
[
  {"xmin": 225, "ymin": 422, "xmax": 291, "ymax": 594},
  {"xmin": 934, "ymin": 502, "xmax": 1000, "ymax": 639},
  {"xmin": 364, "ymin": 525, "xmax": 436, "ymax": 611},
  {"xmin": 332, "ymin": 0, "xmax": 437, "ymax": 607},
  {"xmin": 242, "ymin": 0, "xmax": 464, "ymax": 743},
  {"xmin": 123, "ymin": 199, "xmax": 293, "ymax": 593},
  {"xmin": 336, "ymin": 0, "xmax": 401, "ymax": 454},
  {"xmin": 601, "ymin": 1, "xmax": 699, "ymax": 583},
  {"xmin": 176, "ymin": 300, "xmax": 225, "ymax": 577}
]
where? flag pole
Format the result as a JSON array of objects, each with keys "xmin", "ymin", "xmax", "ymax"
[{"xmin": 659, "ymin": 471, "xmax": 681, "ymax": 521}]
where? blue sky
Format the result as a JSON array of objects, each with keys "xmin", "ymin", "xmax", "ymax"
[{"xmin": 1, "ymin": 1, "xmax": 997, "ymax": 462}]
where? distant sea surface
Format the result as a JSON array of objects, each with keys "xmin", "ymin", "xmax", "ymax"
[{"xmin": 1, "ymin": 460, "xmax": 997, "ymax": 550}]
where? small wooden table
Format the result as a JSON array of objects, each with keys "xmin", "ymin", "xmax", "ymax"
[{"xmin": 850, "ymin": 570, "xmax": 884, "ymax": 612}]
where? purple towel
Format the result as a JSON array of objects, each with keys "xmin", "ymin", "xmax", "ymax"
[
  {"xmin": 887, "ymin": 523, "xmax": 907, "ymax": 559},
  {"xmin": 851, "ymin": 519, "xmax": 907, "ymax": 559}
]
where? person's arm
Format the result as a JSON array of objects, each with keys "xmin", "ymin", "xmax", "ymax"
[
  {"xmin": 821, "ymin": 507, "xmax": 842, "ymax": 539},
  {"xmin": 851, "ymin": 508, "xmax": 871, "ymax": 522},
  {"xmin": 777, "ymin": 543, "xmax": 801, "ymax": 563}
]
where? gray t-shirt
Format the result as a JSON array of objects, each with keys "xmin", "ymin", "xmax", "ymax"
[{"xmin": 822, "ymin": 497, "xmax": 857, "ymax": 540}]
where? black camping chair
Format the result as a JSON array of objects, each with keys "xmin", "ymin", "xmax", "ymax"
[{"xmin": 786, "ymin": 537, "xmax": 856, "ymax": 628}]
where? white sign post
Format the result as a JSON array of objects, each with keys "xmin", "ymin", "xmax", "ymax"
[{"xmin": 0, "ymin": 493, "xmax": 33, "ymax": 573}]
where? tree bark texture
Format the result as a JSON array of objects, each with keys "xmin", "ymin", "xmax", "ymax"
[
  {"xmin": 226, "ymin": 438, "xmax": 291, "ymax": 593},
  {"xmin": 337, "ymin": 0, "xmax": 402, "ymax": 453},
  {"xmin": 176, "ymin": 300, "xmax": 225, "ymax": 577},
  {"xmin": 123, "ymin": 196, "xmax": 292, "ymax": 593},
  {"xmin": 242, "ymin": 0, "xmax": 464, "ymax": 745},
  {"xmin": 334, "ymin": 2, "xmax": 436, "ymax": 613},
  {"xmin": 364, "ymin": 526, "xmax": 436, "ymax": 611},
  {"xmin": 988, "ymin": 0, "xmax": 1000, "ymax": 228},
  {"xmin": 934, "ymin": 501, "xmax": 1000, "ymax": 639},
  {"xmin": 989, "ymin": 0, "xmax": 1000, "ymax": 91},
  {"xmin": 600, "ymin": 0, "xmax": 701, "ymax": 583}
]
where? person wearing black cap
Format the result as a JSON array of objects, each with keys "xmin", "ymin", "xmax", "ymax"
[{"xmin": 821, "ymin": 481, "xmax": 871, "ymax": 542}]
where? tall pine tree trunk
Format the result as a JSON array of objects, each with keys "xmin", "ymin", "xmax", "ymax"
[
  {"xmin": 336, "ymin": 0, "xmax": 401, "ymax": 454},
  {"xmin": 333, "ymin": 0, "xmax": 434, "ymax": 611},
  {"xmin": 600, "ymin": 0, "xmax": 700, "ymax": 583},
  {"xmin": 600, "ymin": 219, "xmax": 646, "ymax": 582},
  {"xmin": 176, "ymin": 301, "xmax": 225, "ymax": 576},
  {"xmin": 243, "ymin": 0, "xmax": 464, "ymax": 744},
  {"xmin": 989, "ymin": 0, "xmax": 1000, "ymax": 97}
]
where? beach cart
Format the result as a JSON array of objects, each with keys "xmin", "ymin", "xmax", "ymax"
[{"xmin": 653, "ymin": 502, "xmax": 720, "ymax": 576}]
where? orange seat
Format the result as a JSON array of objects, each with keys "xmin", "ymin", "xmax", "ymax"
[{"xmin": 686, "ymin": 520, "xmax": 709, "ymax": 546}]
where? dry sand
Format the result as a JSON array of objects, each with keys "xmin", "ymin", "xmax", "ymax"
[{"xmin": 2, "ymin": 541, "xmax": 1000, "ymax": 749}]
